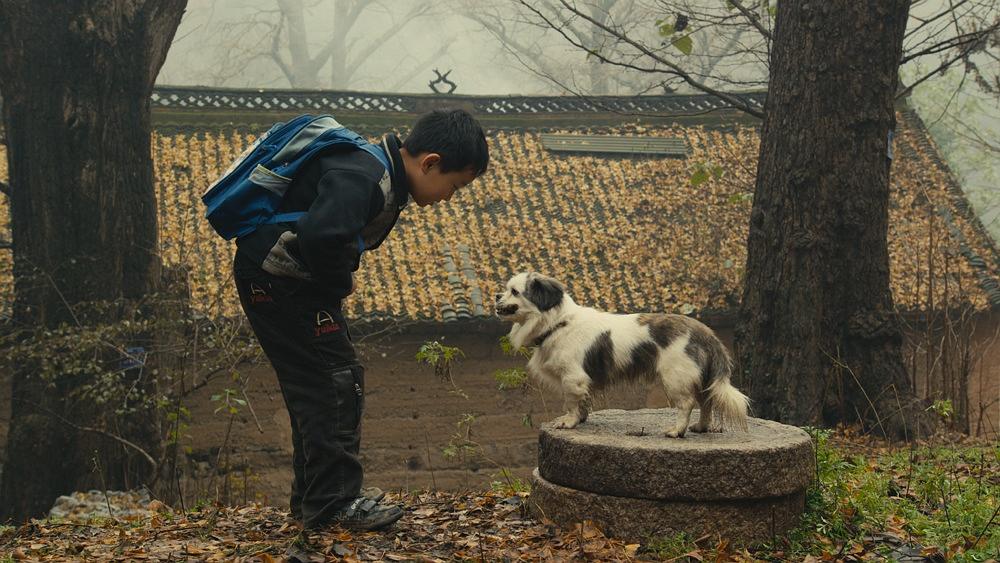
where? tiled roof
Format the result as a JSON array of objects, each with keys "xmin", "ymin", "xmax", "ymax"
[{"xmin": 1, "ymin": 101, "xmax": 997, "ymax": 322}]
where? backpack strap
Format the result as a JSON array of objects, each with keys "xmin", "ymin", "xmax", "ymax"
[{"xmin": 267, "ymin": 211, "xmax": 307, "ymax": 225}]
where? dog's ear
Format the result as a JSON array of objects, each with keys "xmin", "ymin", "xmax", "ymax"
[{"xmin": 527, "ymin": 275, "xmax": 564, "ymax": 312}]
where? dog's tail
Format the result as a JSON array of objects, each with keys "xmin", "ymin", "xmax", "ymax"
[{"xmin": 706, "ymin": 342, "xmax": 751, "ymax": 432}]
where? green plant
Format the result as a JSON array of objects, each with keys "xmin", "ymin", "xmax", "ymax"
[
  {"xmin": 928, "ymin": 399, "xmax": 954, "ymax": 420},
  {"xmin": 490, "ymin": 467, "xmax": 530, "ymax": 496},
  {"xmin": 442, "ymin": 413, "xmax": 479, "ymax": 461},
  {"xmin": 415, "ymin": 340, "xmax": 465, "ymax": 375},
  {"xmin": 640, "ymin": 531, "xmax": 699, "ymax": 559},
  {"xmin": 416, "ymin": 340, "xmax": 467, "ymax": 398},
  {"xmin": 494, "ymin": 368, "xmax": 529, "ymax": 391},
  {"xmin": 210, "ymin": 388, "xmax": 246, "ymax": 415},
  {"xmin": 498, "ymin": 335, "xmax": 533, "ymax": 358}
]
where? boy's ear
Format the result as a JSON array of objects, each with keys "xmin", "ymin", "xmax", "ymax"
[{"xmin": 419, "ymin": 153, "xmax": 441, "ymax": 173}]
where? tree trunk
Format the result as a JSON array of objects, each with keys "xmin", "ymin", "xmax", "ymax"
[
  {"xmin": 586, "ymin": 0, "xmax": 614, "ymax": 94},
  {"xmin": 0, "ymin": 0, "xmax": 186, "ymax": 521},
  {"xmin": 735, "ymin": 0, "xmax": 931, "ymax": 438},
  {"xmin": 278, "ymin": 0, "xmax": 323, "ymax": 88}
]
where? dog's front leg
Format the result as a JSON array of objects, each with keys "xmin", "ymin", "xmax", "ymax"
[
  {"xmin": 508, "ymin": 318, "xmax": 539, "ymax": 350},
  {"xmin": 507, "ymin": 322, "xmax": 523, "ymax": 347},
  {"xmin": 551, "ymin": 371, "xmax": 591, "ymax": 429}
]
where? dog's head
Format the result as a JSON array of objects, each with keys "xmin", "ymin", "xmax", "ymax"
[{"xmin": 495, "ymin": 272, "xmax": 566, "ymax": 322}]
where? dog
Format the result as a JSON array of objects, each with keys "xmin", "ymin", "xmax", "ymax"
[{"xmin": 495, "ymin": 272, "xmax": 750, "ymax": 437}]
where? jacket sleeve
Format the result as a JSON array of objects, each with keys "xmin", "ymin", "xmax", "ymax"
[{"xmin": 296, "ymin": 169, "xmax": 383, "ymax": 294}]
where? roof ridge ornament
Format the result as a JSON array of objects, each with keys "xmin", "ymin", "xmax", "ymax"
[{"xmin": 429, "ymin": 69, "xmax": 457, "ymax": 95}]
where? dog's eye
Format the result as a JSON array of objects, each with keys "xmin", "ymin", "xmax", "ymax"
[{"xmin": 511, "ymin": 289, "xmax": 519, "ymax": 296}]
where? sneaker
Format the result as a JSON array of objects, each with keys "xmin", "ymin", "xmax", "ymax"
[
  {"xmin": 327, "ymin": 496, "xmax": 403, "ymax": 532},
  {"xmin": 361, "ymin": 486, "xmax": 386, "ymax": 503},
  {"xmin": 288, "ymin": 488, "xmax": 382, "ymax": 528}
]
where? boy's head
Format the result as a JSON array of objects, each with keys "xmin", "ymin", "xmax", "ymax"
[{"xmin": 400, "ymin": 108, "xmax": 489, "ymax": 206}]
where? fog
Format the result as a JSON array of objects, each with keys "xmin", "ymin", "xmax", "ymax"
[{"xmin": 158, "ymin": 0, "xmax": 575, "ymax": 95}]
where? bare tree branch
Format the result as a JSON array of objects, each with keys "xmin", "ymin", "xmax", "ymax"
[
  {"xmin": 24, "ymin": 399, "xmax": 159, "ymax": 473},
  {"xmin": 346, "ymin": 3, "xmax": 430, "ymax": 73},
  {"xmin": 901, "ymin": 25, "xmax": 997, "ymax": 65},
  {"xmin": 898, "ymin": 32, "xmax": 986, "ymax": 98},
  {"xmin": 521, "ymin": 0, "xmax": 765, "ymax": 117},
  {"xmin": 269, "ymin": 13, "xmax": 292, "ymax": 84},
  {"xmin": 460, "ymin": 6, "xmax": 566, "ymax": 86},
  {"xmin": 906, "ymin": 0, "xmax": 971, "ymax": 39},
  {"xmin": 387, "ymin": 41, "xmax": 452, "ymax": 92},
  {"xmin": 316, "ymin": 0, "xmax": 367, "ymax": 86},
  {"xmin": 727, "ymin": 0, "xmax": 772, "ymax": 41}
]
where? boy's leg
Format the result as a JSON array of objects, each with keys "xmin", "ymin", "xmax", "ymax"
[
  {"xmin": 234, "ymin": 256, "xmax": 366, "ymax": 528},
  {"xmin": 286, "ymin": 405, "xmax": 306, "ymax": 522}
]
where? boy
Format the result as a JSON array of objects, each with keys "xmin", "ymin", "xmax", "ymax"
[{"xmin": 232, "ymin": 109, "xmax": 489, "ymax": 531}]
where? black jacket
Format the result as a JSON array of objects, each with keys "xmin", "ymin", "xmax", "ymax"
[{"xmin": 235, "ymin": 134, "xmax": 410, "ymax": 298}]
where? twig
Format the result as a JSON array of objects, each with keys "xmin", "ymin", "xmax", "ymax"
[
  {"xmin": 424, "ymin": 431, "xmax": 438, "ymax": 492},
  {"xmin": 897, "ymin": 31, "xmax": 987, "ymax": 99},
  {"xmin": 241, "ymin": 385, "xmax": 264, "ymax": 434},
  {"xmin": 23, "ymin": 399, "xmax": 158, "ymax": 472},
  {"xmin": 727, "ymin": 0, "xmax": 772, "ymax": 40},
  {"xmin": 518, "ymin": 0, "xmax": 765, "ymax": 118},
  {"xmin": 824, "ymin": 351, "xmax": 890, "ymax": 439},
  {"xmin": 356, "ymin": 319, "xmax": 417, "ymax": 344},
  {"xmin": 208, "ymin": 413, "xmax": 236, "ymax": 502},
  {"xmin": 92, "ymin": 453, "xmax": 117, "ymax": 522},
  {"xmin": 971, "ymin": 500, "xmax": 1000, "ymax": 551}
]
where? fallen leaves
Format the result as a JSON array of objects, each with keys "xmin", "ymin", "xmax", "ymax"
[
  {"xmin": 2, "ymin": 433, "xmax": 997, "ymax": 562},
  {"xmin": 0, "ymin": 491, "xmax": 642, "ymax": 562}
]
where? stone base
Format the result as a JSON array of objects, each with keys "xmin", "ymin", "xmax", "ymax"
[
  {"xmin": 530, "ymin": 468, "xmax": 806, "ymax": 544},
  {"xmin": 530, "ymin": 408, "xmax": 816, "ymax": 544},
  {"xmin": 538, "ymin": 408, "xmax": 814, "ymax": 501}
]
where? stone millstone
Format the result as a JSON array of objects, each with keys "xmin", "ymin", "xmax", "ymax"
[
  {"xmin": 538, "ymin": 408, "xmax": 814, "ymax": 501},
  {"xmin": 530, "ymin": 468, "xmax": 807, "ymax": 543},
  {"xmin": 532, "ymin": 408, "xmax": 814, "ymax": 542}
]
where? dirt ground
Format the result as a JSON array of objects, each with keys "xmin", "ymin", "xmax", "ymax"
[
  {"xmin": 0, "ymin": 319, "xmax": 666, "ymax": 511},
  {"xmin": 173, "ymin": 320, "xmax": 669, "ymax": 507},
  {"xmin": 0, "ymin": 317, "xmax": 996, "ymax": 512}
]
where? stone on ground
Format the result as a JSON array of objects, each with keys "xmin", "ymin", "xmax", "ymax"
[{"xmin": 530, "ymin": 408, "xmax": 814, "ymax": 543}]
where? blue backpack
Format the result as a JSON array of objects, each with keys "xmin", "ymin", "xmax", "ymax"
[{"xmin": 202, "ymin": 114, "xmax": 390, "ymax": 240}]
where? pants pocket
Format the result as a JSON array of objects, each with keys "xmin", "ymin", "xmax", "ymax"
[{"xmin": 329, "ymin": 365, "xmax": 364, "ymax": 433}]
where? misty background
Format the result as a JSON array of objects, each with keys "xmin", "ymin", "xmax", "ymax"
[{"xmin": 157, "ymin": 0, "xmax": 1000, "ymax": 241}]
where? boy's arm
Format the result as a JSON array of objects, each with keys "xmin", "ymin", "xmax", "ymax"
[{"xmin": 296, "ymin": 169, "xmax": 382, "ymax": 295}]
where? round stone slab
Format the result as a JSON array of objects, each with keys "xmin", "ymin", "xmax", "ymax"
[
  {"xmin": 538, "ymin": 408, "xmax": 813, "ymax": 501},
  {"xmin": 530, "ymin": 468, "xmax": 806, "ymax": 544}
]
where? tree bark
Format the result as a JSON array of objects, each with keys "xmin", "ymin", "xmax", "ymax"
[
  {"xmin": 0, "ymin": 0, "xmax": 186, "ymax": 521},
  {"xmin": 735, "ymin": 0, "xmax": 931, "ymax": 438}
]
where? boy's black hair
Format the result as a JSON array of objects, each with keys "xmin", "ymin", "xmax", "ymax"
[{"xmin": 403, "ymin": 108, "xmax": 489, "ymax": 176}]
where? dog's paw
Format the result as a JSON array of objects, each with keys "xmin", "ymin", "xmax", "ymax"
[
  {"xmin": 664, "ymin": 429, "xmax": 686, "ymax": 438},
  {"xmin": 551, "ymin": 415, "xmax": 581, "ymax": 429}
]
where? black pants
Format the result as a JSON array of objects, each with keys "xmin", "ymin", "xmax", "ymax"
[{"xmin": 233, "ymin": 252, "xmax": 364, "ymax": 529}]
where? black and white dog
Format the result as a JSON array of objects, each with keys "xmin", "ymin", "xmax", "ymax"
[{"xmin": 495, "ymin": 272, "xmax": 750, "ymax": 437}]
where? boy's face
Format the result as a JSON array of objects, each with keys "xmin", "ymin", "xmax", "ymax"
[{"xmin": 407, "ymin": 153, "xmax": 478, "ymax": 207}]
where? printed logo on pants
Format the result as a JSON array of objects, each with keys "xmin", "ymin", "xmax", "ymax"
[
  {"xmin": 315, "ymin": 310, "xmax": 341, "ymax": 336},
  {"xmin": 249, "ymin": 282, "xmax": 273, "ymax": 303}
]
